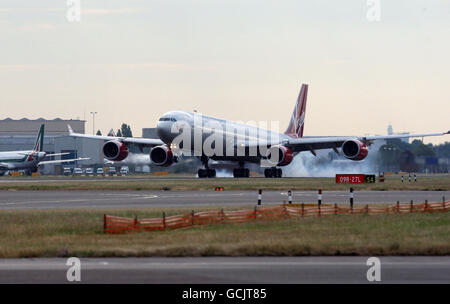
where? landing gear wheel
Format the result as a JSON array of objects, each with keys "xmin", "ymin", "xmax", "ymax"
[
  {"xmin": 197, "ymin": 156, "xmax": 216, "ymax": 178},
  {"xmin": 264, "ymin": 167, "xmax": 282, "ymax": 178},
  {"xmin": 207, "ymin": 168, "xmax": 216, "ymax": 178},
  {"xmin": 277, "ymin": 168, "xmax": 282, "ymax": 178},
  {"xmin": 198, "ymin": 168, "xmax": 216, "ymax": 178},
  {"xmin": 233, "ymin": 168, "xmax": 249, "ymax": 178},
  {"xmin": 198, "ymin": 169, "xmax": 207, "ymax": 178}
]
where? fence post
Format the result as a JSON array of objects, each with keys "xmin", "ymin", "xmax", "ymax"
[
  {"xmin": 401, "ymin": 175, "xmax": 404, "ymax": 183},
  {"xmin": 349, "ymin": 188, "xmax": 354, "ymax": 210},
  {"xmin": 396, "ymin": 201, "xmax": 400, "ymax": 213},
  {"xmin": 134, "ymin": 216, "xmax": 138, "ymax": 231},
  {"xmin": 283, "ymin": 204, "xmax": 288, "ymax": 218},
  {"xmin": 257, "ymin": 189, "xmax": 262, "ymax": 206},
  {"xmin": 443, "ymin": 199, "xmax": 447, "ymax": 212},
  {"xmin": 424, "ymin": 200, "xmax": 428, "ymax": 213},
  {"xmin": 162, "ymin": 212, "xmax": 166, "ymax": 230},
  {"xmin": 288, "ymin": 190, "xmax": 292, "ymax": 204},
  {"xmin": 408, "ymin": 174, "xmax": 411, "ymax": 182},
  {"xmin": 220, "ymin": 208, "xmax": 224, "ymax": 222},
  {"xmin": 414, "ymin": 174, "xmax": 417, "ymax": 182},
  {"xmin": 318, "ymin": 189, "xmax": 322, "ymax": 206},
  {"xmin": 254, "ymin": 206, "xmax": 257, "ymax": 220},
  {"xmin": 410, "ymin": 200, "xmax": 413, "ymax": 213},
  {"xmin": 365, "ymin": 204, "xmax": 369, "ymax": 215},
  {"xmin": 318, "ymin": 204, "xmax": 321, "ymax": 217},
  {"xmin": 191, "ymin": 210, "xmax": 195, "ymax": 226},
  {"xmin": 334, "ymin": 203, "xmax": 338, "ymax": 215},
  {"xmin": 103, "ymin": 214, "xmax": 107, "ymax": 234},
  {"xmin": 301, "ymin": 203, "xmax": 305, "ymax": 217}
]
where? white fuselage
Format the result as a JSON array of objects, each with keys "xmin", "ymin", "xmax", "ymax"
[
  {"xmin": 0, "ymin": 150, "xmax": 46, "ymax": 171},
  {"xmin": 156, "ymin": 111, "xmax": 291, "ymax": 162}
]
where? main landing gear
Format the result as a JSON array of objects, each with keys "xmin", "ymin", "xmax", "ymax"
[
  {"xmin": 264, "ymin": 167, "xmax": 282, "ymax": 178},
  {"xmin": 197, "ymin": 156, "xmax": 216, "ymax": 178},
  {"xmin": 233, "ymin": 161, "xmax": 249, "ymax": 178}
]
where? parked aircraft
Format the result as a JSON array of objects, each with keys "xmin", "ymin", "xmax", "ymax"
[{"xmin": 0, "ymin": 124, "xmax": 89, "ymax": 175}]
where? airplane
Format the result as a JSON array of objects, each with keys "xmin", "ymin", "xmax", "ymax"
[
  {"xmin": 0, "ymin": 124, "xmax": 89, "ymax": 176},
  {"xmin": 67, "ymin": 84, "xmax": 449, "ymax": 178}
]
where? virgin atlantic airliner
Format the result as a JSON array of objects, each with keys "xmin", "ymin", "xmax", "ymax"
[{"xmin": 68, "ymin": 84, "xmax": 449, "ymax": 178}]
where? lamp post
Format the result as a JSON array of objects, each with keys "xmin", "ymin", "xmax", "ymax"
[{"xmin": 90, "ymin": 111, "xmax": 97, "ymax": 135}]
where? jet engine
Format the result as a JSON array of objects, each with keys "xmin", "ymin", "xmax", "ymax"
[
  {"xmin": 102, "ymin": 140, "xmax": 129, "ymax": 161},
  {"xmin": 341, "ymin": 140, "xmax": 368, "ymax": 161},
  {"xmin": 266, "ymin": 145, "xmax": 294, "ymax": 166},
  {"xmin": 150, "ymin": 145, "xmax": 176, "ymax": 167}
]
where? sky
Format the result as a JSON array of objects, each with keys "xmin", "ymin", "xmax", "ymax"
[{"xmin": 0, "ymin": 0, "xmax": 449, "ymax": 144}]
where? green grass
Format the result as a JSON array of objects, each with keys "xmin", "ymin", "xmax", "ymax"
[
  {"xmin": 0, "ymin": 207, "xmax": 449, "ymax": 258},
  {"xmin": 0, "ymin": 175, "xmax": 449, "ymax": 191}
]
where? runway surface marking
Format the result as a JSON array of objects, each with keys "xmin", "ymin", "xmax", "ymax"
[{"xmin": 0, "ymin": 190, "xmax": 448, "ymax": 209}]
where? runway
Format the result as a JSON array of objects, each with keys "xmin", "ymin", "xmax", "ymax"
[
  {"xmin": 0, "ymin": 190, "xmax": 448, "ymax": 209},
  {"xmin": 0, "ymin": 176, "xmax": 198, "ymax": 183},
  {"xmin": 0, "ymin": 256, "xmax": 448, "ymax": 283}
]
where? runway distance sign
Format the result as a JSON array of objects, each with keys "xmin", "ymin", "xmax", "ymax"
[
  {"xmin": 364, "ymin": 175, "xmax": 376, "ymax": 183},
  {"xmin": 335, "ymin": 174, "xmax": 365, "ymax": 184}
]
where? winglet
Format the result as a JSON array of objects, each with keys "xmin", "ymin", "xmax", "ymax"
[{"xmin": 67, "ymin": 124, "xmax": 74, "ymax": 135}]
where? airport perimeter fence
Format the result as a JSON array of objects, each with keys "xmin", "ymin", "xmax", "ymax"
[{"xmin": 103, "ymin": 200, "xmax": 450, "ymax": 234}]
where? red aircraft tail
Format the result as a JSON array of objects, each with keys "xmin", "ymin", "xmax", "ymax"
[{"xmin": 284, "ymin": 84, "xmax": 308, "ymax": 138}]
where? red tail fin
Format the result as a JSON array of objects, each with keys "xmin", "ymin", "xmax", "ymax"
[{"xmin": 284, "ymin": 84, "xmax": 308, "ymax": 138}]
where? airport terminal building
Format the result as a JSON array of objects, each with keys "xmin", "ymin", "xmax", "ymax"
[{"xmin": 0, "ymin": 118, "xmax": 103, "ymax": 174}]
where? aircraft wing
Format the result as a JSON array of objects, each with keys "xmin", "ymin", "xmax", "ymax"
[
  {"xmin": 38, "ymin": 157, "xmax": 91, "ymax": 165},
  {"xmin": 45, "ymin": 152, "xmax": 70, "ymax": 157},
  {"xmin": 285, "ymin": 130, "xmax": 450, "ymax": 152},
  {"xmin": 0, "ymin": 163, "xmax": 13, "ymax": 170},
  {"xmin": 67, "ymin": 125, "xmax": 164, "ymax": 147}
]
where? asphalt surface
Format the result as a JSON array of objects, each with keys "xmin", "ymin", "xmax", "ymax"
[
  {"xmin": 0, "ymin": 190, "xmax": 448, "ymax": 209},
  {"xmin": 0, "ymin": 257, "xmax": 448, "ymax": 283},
  {"xmin": 0, "ymin": 176, "xmax": 198, "ymax": 182}
]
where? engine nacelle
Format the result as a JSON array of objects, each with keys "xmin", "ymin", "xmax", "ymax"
[
  {"xmin": 150, "ymin": 145, "xmax": 175, "ymax": 167},
  {"xmin": 266, "ymin": 145, "xmax": 294, "ymax": 166},
  {"xmin": 342, "ymin": 140, "xmax": 368, "ymax": 161},
  {"xmin": 102, "ymin": 140, "xmax": 129, "ymax": 161}
]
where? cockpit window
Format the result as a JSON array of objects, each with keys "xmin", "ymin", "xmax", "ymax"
[{"xmin": 159, "ymin": 117, "xmax": 177, "ymax": 122}]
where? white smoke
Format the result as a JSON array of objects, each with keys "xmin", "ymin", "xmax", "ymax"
[
  {"xmin": 215, "ymin": 169, "xmax": 234, "ymax": 178},
  {"xmin": 105, "ymin": 153, "xmax": 150, "ymax": 166},
  {"xmin": 284, "ymin": 148, "xmax": 380, "ymax": 177},
  {"xmin": 126, "ymin": 153, "xmax": 150, "ymax": 165}
]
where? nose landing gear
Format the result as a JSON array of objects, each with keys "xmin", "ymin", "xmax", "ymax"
[{"xmin": 197, "ymin": 156, "xmax": 216, "ymax": 178}]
